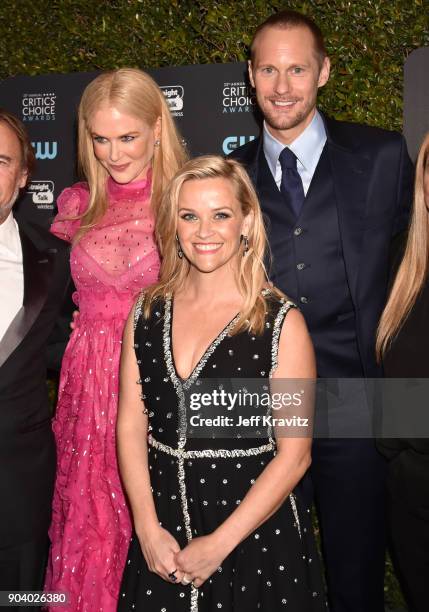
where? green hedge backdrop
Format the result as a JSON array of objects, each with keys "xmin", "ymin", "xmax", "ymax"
[
  {"xmin": 1, "ymin": 1, "xmax": 428, "ymax": 609},
  {"xmin": 1, "ymin": 0, "xmax": 428, "ymax": 132}
]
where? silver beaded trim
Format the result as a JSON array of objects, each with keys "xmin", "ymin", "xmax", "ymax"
[
  {"xmin": 289, "ymin": 492, "xmax": 302, "ymax": 539},
  {"xmin": 133, "ymin": 291, "xmax": 145, "ymax": 330},
  {"xmin": 269, "ymin": 299, "xmax": 297, "ymax": 377},
  {"xmin": 270, "ymin": 300, "xmax": 302, "ymax": 541},
  {"xmin": 133, "ymin": 292, "xmax": 148, "ymax": 413},
  {"xmin": 177, "ymin": 454, "xmax": 199, "ymax": 610},
  {"xmin": 266, "ymin": 299, "xmax": 296, "ymax": 444},
  {"xmin": 163, "ymin": 295, "xmax": 241, "ymax": 441},
  {"xmin": 163, "ymin": 296, "xmax": 187, "ymax": 446},
  {"xmin": 148, "ymin": 434, "xmax": 276, "ymax": 459}
]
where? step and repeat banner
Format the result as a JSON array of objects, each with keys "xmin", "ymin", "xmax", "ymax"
[
  {"xmin": 0, "ymin": 49, "xmax": 428, "ymax": 228},
  {"xmin": 0, "ymin": 63, "xmax": 259, "ymax": 227},
  {"xmin": 404, "ymin": 47, "xmax": 429, "ymax": 161}
]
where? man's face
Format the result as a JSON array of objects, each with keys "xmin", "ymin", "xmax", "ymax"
[
  {"xmin": 0, "ymin": 122, "xmax": 27, "ymax": 222},
  {"xmin": 249, "ymin": 25, "xmax": 330, "ymax": 144}
]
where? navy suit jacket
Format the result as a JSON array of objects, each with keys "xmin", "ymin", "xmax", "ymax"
[{"xmin": 230, "ymin": 114, "xmax": 414, "ymax": 377}]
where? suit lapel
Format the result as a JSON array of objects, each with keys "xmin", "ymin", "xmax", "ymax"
[
  {"xmin": 0, "ymin": 226, "xmax": 54, "ymax": 369},
  {"xmin": 325, "ymin": 118, "xmax": 373, "ymax": 301}
]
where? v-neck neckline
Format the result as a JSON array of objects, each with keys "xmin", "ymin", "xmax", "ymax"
[{"xmin": 165, "ymin": 294, "xmax": 240, "ymax": 384}]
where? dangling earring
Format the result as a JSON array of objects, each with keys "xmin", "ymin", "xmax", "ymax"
[
  {"xmin": 176, "ymin": 234, "xmax": 183, "ymax": 259},
  {"xmin": 241, "ymin": 234, "xmax": 249, "ymax": 256},
  {"xmin": 154, "ymin": 139, "xmax": 160, "ymax": 147}
]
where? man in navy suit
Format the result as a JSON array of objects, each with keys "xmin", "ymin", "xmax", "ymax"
[
  {"xmin": 230, "ymin": 10, "xmax": 413, "ymax": 612},
  {"xmin": 0, "ymin": 109, "xmax": 70, "ymax": 597}
]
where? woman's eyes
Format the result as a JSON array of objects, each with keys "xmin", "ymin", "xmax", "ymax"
[
  {"xmin": 92, "ymin": 135, "xmax": 135, "ymax": 143},
  {"xmin": 180, "ymin": 212, "xmax": 231, "ymax": 221}
]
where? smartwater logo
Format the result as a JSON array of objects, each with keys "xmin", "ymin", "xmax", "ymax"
[
  {"xmin": 161, "ymin": 86, "xmax": 184, "ymax": 117},
  {"xmin": 27, "ymin": 181, "xmax": 55, "ymax": 210},
  {"xmin": 31, "ymin": 141, "xmax": 58, "ymax": 160},
  {"xmin": 222, "ymin": 135, "xmax": 256, "ymax": 155}
]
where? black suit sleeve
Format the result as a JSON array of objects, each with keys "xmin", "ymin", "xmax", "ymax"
[{"xmin": 392, "ymin": 135, "xmax": 414, "ymax": 237}]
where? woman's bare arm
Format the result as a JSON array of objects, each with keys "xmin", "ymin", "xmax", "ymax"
[
  {"xmin": 117, "ymin": 309, "xmax": 158, "ymax": 533},
  {"xmin": 117, "ymin": 307, "xmax": 184, "ymax": 583}
]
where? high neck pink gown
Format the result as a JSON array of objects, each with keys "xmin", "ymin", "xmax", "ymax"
[{"xmin": 45, "ymin": 175, "xmax": 160, "ymax": 611}]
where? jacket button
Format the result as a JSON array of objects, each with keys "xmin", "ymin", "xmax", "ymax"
[
  {"xmin": 294, "ymin": 227, "xmax": 302, "ymax": 236},
  {"xmin": 296, "ymin": 262, "xmax": 306, "ymax": 270},
  {"xmin": 300, "ymin": 296, "xmax": 308, "ymax": 304}
]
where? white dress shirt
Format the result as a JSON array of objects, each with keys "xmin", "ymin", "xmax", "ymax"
[
  {"xmin": 0, "ymin": 212, "xmax": 24, "ymax": 342},
  {"xmin": 263, "ymin": 109, "xmax": 327, "ymax": 195}
]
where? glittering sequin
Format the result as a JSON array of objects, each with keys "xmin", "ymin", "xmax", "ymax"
[{"xmin": 148, "ymin": 434, "xmax": 276, "ymax": 459}]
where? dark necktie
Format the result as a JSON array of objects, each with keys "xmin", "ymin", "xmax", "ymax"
[{"xmin": 279, "ymin": 147, "xmax": 305, "ymax": 217}]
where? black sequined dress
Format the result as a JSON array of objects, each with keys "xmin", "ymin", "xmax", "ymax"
[{"xmin": 118, "ymin": 294, "xmax": 326, "ymax": 612}]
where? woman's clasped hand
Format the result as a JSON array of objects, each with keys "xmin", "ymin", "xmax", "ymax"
[{"xmin": 138, "ymin": 522, "xmax": 229, "ymax": 588}]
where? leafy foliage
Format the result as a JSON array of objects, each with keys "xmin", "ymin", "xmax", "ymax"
[{"xmin": 0, "ymin": 0, "xmax": 428, "ymax": 131}]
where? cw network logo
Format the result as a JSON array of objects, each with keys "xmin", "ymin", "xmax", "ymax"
[
  {"xmin": 31, "ymin": 141, "xmax": 58, "ymax": 160},
  {"xmin": 222, "ymin": 135, "xmax": 256, "ymax": 155}
]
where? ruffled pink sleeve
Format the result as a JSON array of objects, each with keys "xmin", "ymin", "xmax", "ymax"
[{"xmin": 50, "ymin": 182, "xmax": 90, "ymax": 242}]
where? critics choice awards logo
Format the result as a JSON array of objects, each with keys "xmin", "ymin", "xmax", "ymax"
[
  {"xmin": 222, "ymin": 81, "xmax": 256, "ymax": 113},
  {"xmin": 161, "ymin": 86, "xmax": 184, "ymax": 117},
  {"xmin": 22, "ymin": 92, "xmax": 56, "ymax": 121}
]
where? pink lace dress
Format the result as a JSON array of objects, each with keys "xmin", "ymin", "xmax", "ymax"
[{"xmin": 45, "ymin": 175, "xmax": 160, "ymax": 611}]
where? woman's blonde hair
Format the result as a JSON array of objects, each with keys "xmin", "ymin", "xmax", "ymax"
[
  {"xmin": 143, "ymin": 155, "xmax": 284, "ymax": 334},
  {"xmin": 376, "ymin": 132, "xmax": 429, "ymax": 358},
  {"xmin": 75, "ymin": 67, "xmax": 187, "ymax": 241}
]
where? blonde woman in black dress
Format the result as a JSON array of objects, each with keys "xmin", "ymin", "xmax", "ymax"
[
  {"xmin": 377, "ymin": 133, "xmax": 429, "ymax": 612},
  {"xmin": 117, "ymin": 156, "xmax": 325, "ymax": 611}
]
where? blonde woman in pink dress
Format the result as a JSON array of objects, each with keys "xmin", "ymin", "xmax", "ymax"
[{"xmin": 44, "ymin": 68, "xmax": 187, "ymax": 611}]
